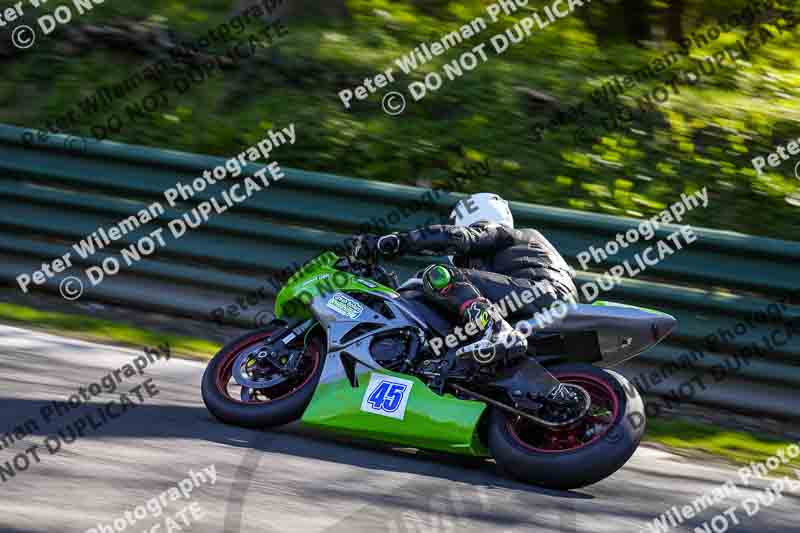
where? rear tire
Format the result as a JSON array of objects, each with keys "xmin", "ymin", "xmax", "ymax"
[
  {"xmin": 201, "ymin": 323, "xmax": 324, "ymax": 429},
  {"xmin": 488, "ymin": 363, "xmax": 644, "ymax": 490}
]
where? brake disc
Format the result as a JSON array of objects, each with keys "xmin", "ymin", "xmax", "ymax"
[{"xmin": 232, "ymin": 348, "xmax": 287, "ymax": 390}]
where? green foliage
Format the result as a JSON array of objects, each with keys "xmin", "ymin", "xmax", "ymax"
[
  {"xmin": 0, "ymin": 303, "xmax": 219, "ymax": 359},
  {"xmin": 646, "ymin": 417, "xmax": 800, "ymax": 477},
  {"xmin": 2, "ymin": 0, "xmax": 798, "ymax": 239}
]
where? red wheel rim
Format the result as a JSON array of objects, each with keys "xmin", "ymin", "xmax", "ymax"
[
  {"xmin": 506, "ymin": 373, "xmax": 621, "ymax": 453},
  {"xmin": 215, "ymin": 331, "xmax": 321, "ymax": 404}
]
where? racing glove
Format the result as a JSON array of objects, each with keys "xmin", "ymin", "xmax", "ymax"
[
  {"xmin": 376, "ymin": 233, "xmax": 405, "ymax": 258},
  {"xmin": 351, "ymin": 233, "xmax": 405, "ymax": 260}
]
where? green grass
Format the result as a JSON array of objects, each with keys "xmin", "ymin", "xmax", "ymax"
[
  {"xmin": 645, "ymin": 418, "xmax": 799, "ymax": 477},
  {"xmin": 0, "ymin": 303, "xmax": 220, "ymax": 360},
  {"xmin": 1, "ymin": 301, "xmax": 796, "ymax": 474}
]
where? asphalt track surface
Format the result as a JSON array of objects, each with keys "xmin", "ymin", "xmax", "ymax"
[{"xmin": 0, "ymin": 324, "xmax": 798, "ymax": 533}]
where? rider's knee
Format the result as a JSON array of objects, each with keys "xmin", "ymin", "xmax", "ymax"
[{"xmin": 421, "ymin": 264, "xmax": 455, "ymax": 295}]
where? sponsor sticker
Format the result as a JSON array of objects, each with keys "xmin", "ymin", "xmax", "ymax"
[
  {"xmin": 326, "ymin": 292, "xmax": 364, "ymax": 319},
  {"xmin": 360, "ymin": 373, "xmax": 414, "ymax": 420}
]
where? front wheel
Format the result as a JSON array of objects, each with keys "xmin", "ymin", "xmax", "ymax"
[
  {"xmin": 201, "ymin": 322, "xmax": 324, "ymax": 428},
  {"xmin": 488, "ymin": 363, "xmax": 644, "ymax": 490}
]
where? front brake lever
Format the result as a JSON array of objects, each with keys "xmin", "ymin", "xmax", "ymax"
[{"xmin": 350, "ymin": 236, "xmax": 364, "ymax": 262}]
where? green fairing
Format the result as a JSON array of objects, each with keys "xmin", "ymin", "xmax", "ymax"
[
  {"xmin": 301, "ymin": 370, "xmax": 490, "ymax": 457},
  {"xmin": 274, "ymin": 252, "xmax": 397, "ymax": 319}
]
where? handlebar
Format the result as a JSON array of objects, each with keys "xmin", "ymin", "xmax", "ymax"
[
  {"xmin": 340, "ymin": 235, "xmax": 399, "ymax": 289},
  {"xmin": 349, "ymin": 234, "xmax": 376, "ymax": 264}
]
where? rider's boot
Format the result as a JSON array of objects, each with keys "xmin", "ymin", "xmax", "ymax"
[{"xmin": 455, "ymin": 298, "xmax": 528, "ymax": 364}]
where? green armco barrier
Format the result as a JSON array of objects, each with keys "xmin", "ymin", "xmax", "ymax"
[{"xmin": 0, "ymin": 123, "xmax": 798, "ymax": 419}]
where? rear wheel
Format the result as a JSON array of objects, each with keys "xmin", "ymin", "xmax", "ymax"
[
  {"xmin": 488, "ymin": 363, "xmax": 644, "ymax": 490},
  {"xmin": 201, "ymin": 322, "xmax": 324, "ymax": 428}
]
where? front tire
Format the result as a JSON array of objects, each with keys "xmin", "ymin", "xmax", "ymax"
[
  {"xmin": 201, "ymin": 323, "xmax": 324, "ymax": 429},
  {"xmin": 488, "ymin": 363, "xmax": 644, "ymax": 490}
]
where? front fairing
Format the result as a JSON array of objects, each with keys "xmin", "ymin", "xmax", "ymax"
[
  {"xmin": 275, "ymin": 255, "xmax": 489, "ymax": 455},
  {"xmin": 273, "ymin": 252, "xmax": 397, "ymax": 319}
]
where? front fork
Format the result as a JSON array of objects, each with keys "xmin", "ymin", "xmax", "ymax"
[
  {"xmin": 255, "ymin": 319, "xmax": 317, "ymax": 370},
  {"xmin": 273, "ymin": 319, "xmax": 316, "ymax": 346}
]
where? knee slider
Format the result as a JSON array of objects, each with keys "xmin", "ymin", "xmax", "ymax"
[{"xmin": 422, "ymin": 264, "xmax": 454, "ymax": 294}]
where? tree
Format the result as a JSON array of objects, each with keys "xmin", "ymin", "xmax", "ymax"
[
  {"xmin": 623, "ymin": 0, "xmax": 653, "ymax": 43},
  {"xmin": 665, "ymin": 0, "xmax": 685, "ymax": 42},
  {"xmin": 235, "ymin": 0, "xmax": 350, "ymax": 21}
]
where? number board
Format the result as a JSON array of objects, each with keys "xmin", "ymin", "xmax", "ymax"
[{"xmin": 360, "ymin": 373, "xmax": 414, "ymax": 421}]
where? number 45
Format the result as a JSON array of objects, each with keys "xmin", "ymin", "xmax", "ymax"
[{"xmin": 367, "ymin": 380, "xmax": 407, "ymax": 413}]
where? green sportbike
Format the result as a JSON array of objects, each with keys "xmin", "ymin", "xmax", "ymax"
[{"xmin": 201, "ymin": 242, "xmax": 676, "ymax": 489}]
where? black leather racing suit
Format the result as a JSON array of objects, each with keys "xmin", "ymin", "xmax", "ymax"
[{"xmin": 398, "ymin": 222, "xmax": 578, "ymax": 322}]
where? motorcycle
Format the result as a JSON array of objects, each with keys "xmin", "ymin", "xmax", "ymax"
[{"xmin": 201, "ymin": 241, "xmax": 677, "ymax": 489}]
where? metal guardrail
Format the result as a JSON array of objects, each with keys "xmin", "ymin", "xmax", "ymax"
[{"xmin": 0, "ymin": 124, "xmax": 798, "ymax": 419}]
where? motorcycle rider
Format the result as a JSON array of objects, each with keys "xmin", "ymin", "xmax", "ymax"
[{"xmin": 359, "ymin": 192, "xmax": 578, "ymax": 362}]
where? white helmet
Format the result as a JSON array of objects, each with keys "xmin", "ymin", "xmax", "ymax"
[{"xmin": 449, "ymin": 192, "xmax": 514, "ymax": 229}]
